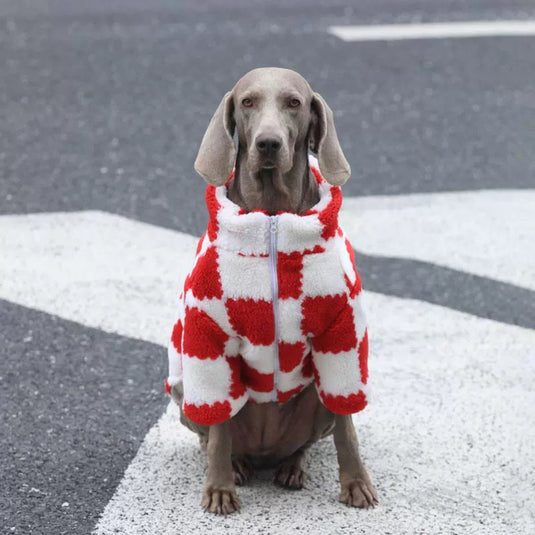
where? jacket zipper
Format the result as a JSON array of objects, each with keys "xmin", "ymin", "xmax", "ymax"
[{"xmin": 269, "ymin": 215, "xmax": 280, "ymax": 402}]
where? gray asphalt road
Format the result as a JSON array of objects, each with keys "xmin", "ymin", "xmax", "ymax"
[{"xmin": 1, "ymin": 1, "xmax": 534, "ymax": 533}]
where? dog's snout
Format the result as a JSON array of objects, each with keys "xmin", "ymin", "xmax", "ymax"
[{"xmin": 256, "ymin": 137, "xmax": 281, "ymax": 157}]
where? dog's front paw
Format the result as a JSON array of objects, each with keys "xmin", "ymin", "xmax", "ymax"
[
  {"xmin": 201, "ymin": 487, "xmax": 241, "ymax": 515},
  {"xmin": 339, "ymin": 471, "xmax": 378, "ymax": 509}
]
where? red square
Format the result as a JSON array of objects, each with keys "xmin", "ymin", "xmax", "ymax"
[
  {"xmin": 301, "ymin": 294, "xmax": 347, "ymax": 337},
  {"xmin": 320, "ymin": 390, "xmax": 367, "ymax": 415},
  {"xmin": 182, "ymin": 307, "xmax": 229, "ymax": 359},
  {"xmin": 185, "ymin": 245, "xmax": 223, "ymax": 300},
  {"xmin": 183, "ymin": 400, "xmax": 232, "ymax": 425},
  {"xmin": 241, "ymin": 360, "xmax": 274, "ymax": 392},
  {"xmin": 226, "ymin": 355, "xmax": 247, "ymax": 399},
  {"xmin": 279, "ymin": 341, "xmax": 305, "ymax": 372},
  {"xmin": 358, "ymin": 329, "xmax": 369, "ymax": 384},
  {"xmin": 170, "ymin": 318, "xmax": 183, "ymax": 352},
  {"xmin": 277, "ymin": 252, "xmax": 303, "ymax": 299},
  {"xmin": 312, "ymin": 304, "xmax": 357, "ymax": 354},
  {"xmin": 226, "ymin": 298, "xmax": 274, "ymax": 345}
]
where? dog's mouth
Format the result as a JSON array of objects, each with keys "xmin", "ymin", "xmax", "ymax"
[
  {"xmin": 261, "ymin": 162, "xmax": 276, "ymax": 169},
  {"xmin": 248, "ymin": 145, "xmax": 292, "ymax": 174}
]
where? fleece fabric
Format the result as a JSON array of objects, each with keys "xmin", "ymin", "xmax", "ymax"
[{"xmin": 166, "ymin": 166, "xmax": 369, "ymax": 426}]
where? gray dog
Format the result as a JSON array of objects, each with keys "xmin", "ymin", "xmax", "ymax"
[{"xmin": 169, "ymin": 67, "xmax": 378, "ymax": 515}]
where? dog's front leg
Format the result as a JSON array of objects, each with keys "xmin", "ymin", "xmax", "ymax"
[
  {"xmin": 333, "ymin": 414, "xmax": 378, "ymax": 508},
  {"xmin": 201, "ymin": 421, "xmax": 240, "ymax": 515}
]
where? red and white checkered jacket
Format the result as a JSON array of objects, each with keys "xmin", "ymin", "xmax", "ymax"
[{"xmin": 166, "ymin": 166, "xmax": 369, "ymax": 426}]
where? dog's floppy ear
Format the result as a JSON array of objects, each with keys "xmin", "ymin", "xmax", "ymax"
[
  {"xmin": 309, "ymin": 92, "xmax": 351, "ymax": 186},
  {"xmin": 194, "ymin": 91, "xmax": 236, "ymax": 186}
]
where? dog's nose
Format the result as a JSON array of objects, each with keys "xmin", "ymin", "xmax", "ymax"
[{"xmin": 256, "ymin": 137, "xmax": 281, "ymax": 157}]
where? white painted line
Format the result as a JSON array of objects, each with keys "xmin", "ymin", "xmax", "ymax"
[
  {"xmin": 340, "ymin": 190, "xmax": 535, "ymax": 290},
  {"xmin": 329, "ymin": 20, "xmax": 535, "ymax": 42},
  {"xmin": 93, "ymin": 293, "xmax": 535, "ymax": 534},
  {"xmin": 0, "ymin": 210, "xmax": 197, "ymax": 346}
]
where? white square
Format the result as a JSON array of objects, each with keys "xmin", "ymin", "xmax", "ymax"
[
  {"xmin": 218, "ymin": 250, "xmax": 271, "ymax": 300},
  {"xmin": 301, "ymin": 243, "xmax": 347, "ymax": 297},
  {"xmin": 278, "ymin": 298, "xmax": 305, "ymax": 343}
]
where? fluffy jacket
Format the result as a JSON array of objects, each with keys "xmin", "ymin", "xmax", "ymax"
[{"xmin": 166, "ymin": 166, "xmax": 369, "ymax": 426}]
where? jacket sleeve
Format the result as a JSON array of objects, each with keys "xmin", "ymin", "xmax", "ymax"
[
  {"xmin": 166, "ymin": 293, "xmax": 185, "ymax": 393},
  {"xmin": 177, "ymin": 304, "xmax": 248, "ymax": 426},
  {"xmin": 309, "ymin": 293, "xmax": 369, "ymax": 415}
]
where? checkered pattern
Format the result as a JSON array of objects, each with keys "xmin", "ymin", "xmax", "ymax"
[{"xmin": 166, "ymin": 166, "xmax": 369, "ymax": 426}]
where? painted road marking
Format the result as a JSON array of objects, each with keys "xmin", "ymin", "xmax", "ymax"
[
  {"xmin": 340, "ymin": 190, "xmax": 535, "ymax": 291},
  {"xmin": 329, "ymin": 20, "xmax": 535, "ymax": 42},
  {"xmin": 0, "ymin": 210, "xmax": 197, "ymax": 346},
  {"xmin": 93, "ymin": 293, "xmax": 535, "ymax": 534}
]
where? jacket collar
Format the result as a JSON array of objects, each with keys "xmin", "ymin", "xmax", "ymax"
[{"xmin": 205, "ymin": 166, "xmax": 342, "ymax": 257}]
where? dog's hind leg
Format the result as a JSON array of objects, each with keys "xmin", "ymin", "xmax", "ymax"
[
  {"xmin": 333, "ymin": 414, "xmax": 378, "ymax": 508},
  {"xmin": 272, "ymin": 448, "xmax": 307, "ymax": 490},
  {"xmin": 232, "ymin": 454, "xmax": 254, "ymax": 486},
  {"xmin": 201, "ymin": 422, "xmax": 240, "ymax": 515}
]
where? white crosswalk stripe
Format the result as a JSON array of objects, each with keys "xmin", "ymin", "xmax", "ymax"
[
  {"xmin": 340, "ymin": 189, "xmax": 535, "ymax": 290},
  {"xmin": 0, "ymin": 210, "xmax": 196, "ymax": 346}
]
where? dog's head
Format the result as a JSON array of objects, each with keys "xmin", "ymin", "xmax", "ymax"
[{"xmin": 194, "ymin": 67, "xmax": 350, "ymax": 186}]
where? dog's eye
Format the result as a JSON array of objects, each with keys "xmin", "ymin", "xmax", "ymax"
[
  {"xmin": 288, "ymin": 98, "xmax": 301, "ymax": 108},
  {"xmin": 242, "ymin": 98, "xmax": 254, "ymax": 108}
]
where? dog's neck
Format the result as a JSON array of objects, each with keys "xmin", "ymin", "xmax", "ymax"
[{"xmin": 227, "ymin": 147, "xmax": 320, "ymax": 215}]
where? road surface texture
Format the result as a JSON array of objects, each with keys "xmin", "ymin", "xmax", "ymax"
[{"xmin": 1, "ymin": 1, "xmax": 534, "ymax": 534}]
